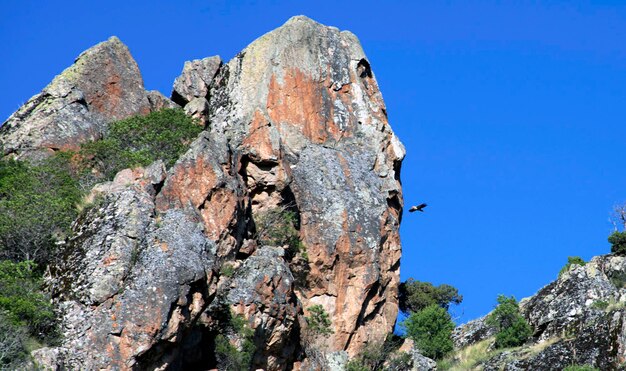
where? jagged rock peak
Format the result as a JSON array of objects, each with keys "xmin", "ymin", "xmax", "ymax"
[
  {"xmin": 0, "ymin": 36, "xmax": 172, "ymax": 160},
  {"xmin": 205, "ymin": 14, "xmax": 405, "ymax": 358}
]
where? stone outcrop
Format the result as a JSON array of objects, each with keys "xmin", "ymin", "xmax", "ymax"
[
  {"xmin": 6, "ymin": 16, "xmax": 405, "ymax": 370},
  {"xmin": 0, "ymin": 36, "xmax": 175, "ymax": 160},
  {"xmin": 451, "ymin": 254, "xmax": 626, "ymax": 370},
  {"xmin": 206, "ymin": 16, "xmax": 405, "ymax": 357}
]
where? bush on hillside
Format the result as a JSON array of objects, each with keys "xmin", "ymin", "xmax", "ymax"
[
  {"xmin": 403, "ymin": 304, "xmax": 455, "ymax": 360},
  {"xmin": 0, "ymin": 260, "xmax": 56, "ymax": 340},
  {"xmin": 609, "ymin": 231, "xmax": 626, "ymax": 255},
  {"xmin": 0, "ymin": 156, "xmax": 82, "ymax": 265},
  {"xmin": 486, "ymin": 295, "xmax": 532, "ymax": 348},
  {"xmin": 80, "ymin": 108, "xmax": 202, "ymax": 180},
  {"xmin": 214, "ymin": 312, "xmax": 255, "ymax": 371},
  {"xmin": 0, "ymin": 312, "xmax": 28, "ymax": 369},
  {"xmin": 558, "ymin": 256, "xmax": 586, "ymax": 277},
  {"xmin": 255, "ymin": 208, "xmax": 306, "ymax": 259},
  {"xmin": 399, "ymin": 279, "xmax": 463, "ymax": 314},
  {"xmin": 305, "ymin": 305, "xmax": 333, "ymax": 337},
  {"xmin": 344, "ymin": 335, "xmax": 410, "ymax": 371}
]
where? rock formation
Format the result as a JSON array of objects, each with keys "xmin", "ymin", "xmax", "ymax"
[
  {"xmin": 451, "ymin": 254, "xmax": 626, "ymax": 370},
  {"xmin": 0, "ymin": 36, "xmax": 173, "ymax": 161},
  {"xmin": 2, "ymin": 16, "xmax": 405, "ymax": 370}
]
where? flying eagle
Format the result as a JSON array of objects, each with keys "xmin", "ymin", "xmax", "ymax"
[{"xmin": 409, "ymin": 203, "xmax": 427, "ymax": 213}]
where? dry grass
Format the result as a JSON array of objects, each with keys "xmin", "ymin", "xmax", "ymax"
[
  {"xmin": 438, "ymin": 336, "xmax": 562, "ymax": 370},
  {"xmin": 437, "ymin": 338, "xmax": 495, "ymax": 370}
]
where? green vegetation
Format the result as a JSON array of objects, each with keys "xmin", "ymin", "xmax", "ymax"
[
  {"xmin": 609, "ymin": 231, "xmax": 626, "ymax": 255},
  {"xmin": 305, "ymin": 305, "xmax": 333, "ymax": 337},
  {"xmin": 402, "ymin": 304, "xmax": 455, "ymax": 360},
  {"xmin": 79, "ymin": 108, "xmax": 201, "ymax": 180},
  {"xmin": 0, "ymin": 108, "xmax": 201, "ymax": 266},
  {"xmin": 0, "ymin": 260, "xmax": 56, "ymax": 339},
  {"xmin": 255, "ymin": 208, "xmax": 304, "ymax": 255},
  {"xmin": 214, "ymin": 313, "xmax": 255, "ymax": 371},
  {"xmin": 220, "ymin": 263, "xmax": 236, "ymax": 278},
  {"xmin": 591, "ymin": 300, "xmax": 609, "ymax": 310},
  {"xmin": 563, "ymin": 365, "xmax": 600, "ymax": 371},
  {"xmin": 0, "ymin": 313, "xmax": 28, "ymax": 369},
  {"xmin": 436, "ymin": 338, "xmax": 496, "ymax": 370},
  {"xmin": 486, "ymin": 295, "xmax": 532, "ymax": 349},
  {"xmin": 0, "ymin": 260, "xmax": 57, "ymax": 369},
  {"xmin": 0, "ymin": 156, "xmax": 82, "ymax": 265},
  {"xmin": 345, "ymin": 336, "xmax": 410, "ymax": 371},
  {"xmin": 558, "ymin": 256, "xmax": 586, "ymax": 277},
  {"xmin": 398, "ymin": 279, "xmax": 463, "ymax": 314}
]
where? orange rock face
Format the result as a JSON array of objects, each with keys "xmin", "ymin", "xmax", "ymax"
[{"xmin": 209, "ymin": 15, "xmax": 406, "ymax": 358}]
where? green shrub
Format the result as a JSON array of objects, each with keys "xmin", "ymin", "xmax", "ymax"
[
  {"xmin": 0, "ymin": 157, "xmax": 82, "ymax": 264},
  {"xmin": 255, "ymin": 208, "xmax": 305, "ymax": 257},
  {"xmin": 402, "ymin": 304, "xmax": 455, "ymax": 360},
  {"xmin": 214, "ymin": 312, "xmax": 255, "ymax": 371},
  {"xmin": 344, "ymin": 335, "xmax": 408, "ymax": 371},
  {"xmin": 80, "ymin": 108, "xmax": 202, "ymax": 180},
  {"xmin": 0, "ymin": 313, "xmax": 28, "ymax": 369},
  {"xmin": 591, "ymin": 300, "xmax": 609, "ymax": 310},
  {"xmin": 215, "ymin": 334, "xmax": 254, "ymax": 371},
  {"xmin": 305, "ymin": 305, "xmax": 333, "ymax": 337},
  {"xmin": 0, "ymin": 260, "xmax": 56, "ymax": 340},
  {"xmin": 345, "ymin": 359, "xmax": 368, "ymax": 371},
  {"xmin": 563, "ymin": 365, "xmax": 600, "ymax": 371},
  {"xmin": 220, "ymin": 264, "xmax": 235, "ymax": 278},
  {"xmin": 609, "ymin": 231, "xmax": 626, "ymax": 255},
  {"xmin": 399, "ymin": 279, "xmax": 462, "ymax": 314},
  {"xmin": 486, "ymin": 295, "xmax": 532, "ymax": 349},
  {"xmin": 558, "ymin": 256, "xmax": 586, "ymax": 277}
]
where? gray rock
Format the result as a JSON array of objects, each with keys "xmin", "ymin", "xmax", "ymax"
[
  {"xmin": 0, "ymin": 36, "xmax": 151, "ymax": 159},
  {"xmin": 146, "ymin": 90, "xmax": 179, "ymax": 111},
  {"xmin": 410, "ymin": 349, "xmax": 437, "ymax": 371},
  {"xmin": 183, "ymin": 96, "xmax": 210, "ymax": 124},
  {"xmin": 44, "ymin": 175, "xmax": 219, "ymax": 369},
  {"xmin": 171, "ymin": 56, "xmax": 222, "ymax": 105},
  {"xmin": 452, "ymin": 316, "xmax": 496, "ymax": 348}
]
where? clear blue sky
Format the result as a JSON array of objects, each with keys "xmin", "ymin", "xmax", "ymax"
[{"xmin": 2, "ymin": 1, "xmax": 626, "ymax": 323}]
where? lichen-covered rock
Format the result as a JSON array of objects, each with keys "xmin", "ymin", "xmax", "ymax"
[
  {"xmin": 208, "ymin": 15, "xmax": 405, "ymax": 355},
  {"xmin": 0, "ymin": 37, "xmax": 152, "ymax": 160},
  {"xmin": 171, "ymin": 56, "xmax": 222, "ymax": 105},
  {"xmin": 43, "ymin": 171, "xmax": 220, "ymax": 369},
  {"xmin": 147, "ymin": 90, "xmax": 179, "ymax": 111},
  {"xmin": 452, "ymin": 316, "xmax": 496, "ymax": 348},
  {"xmin": 225, "ymin": 247, "xmax": 300, "ymax": 369}
]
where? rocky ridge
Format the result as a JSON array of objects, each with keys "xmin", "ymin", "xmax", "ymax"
[
  {"xmin": 1, "ymin": 16, "xmax": 405, "ymax": 370},
  {"xmin": 451, "ymin": 254, "xmax": 626, "ymax": 370}
]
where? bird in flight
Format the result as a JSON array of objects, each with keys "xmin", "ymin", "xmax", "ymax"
[{"xmin": 409, "ymin": 203, "xmax": 427, "ymax": 213}]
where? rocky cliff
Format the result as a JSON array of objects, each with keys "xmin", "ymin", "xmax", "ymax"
[
  {"xmin": 451, "ymin": 254, "xmax": 626, "ymax": 370},
  {"xmin": 1, "ymin": 16, "xmax": 405, "ymax": 370}
]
